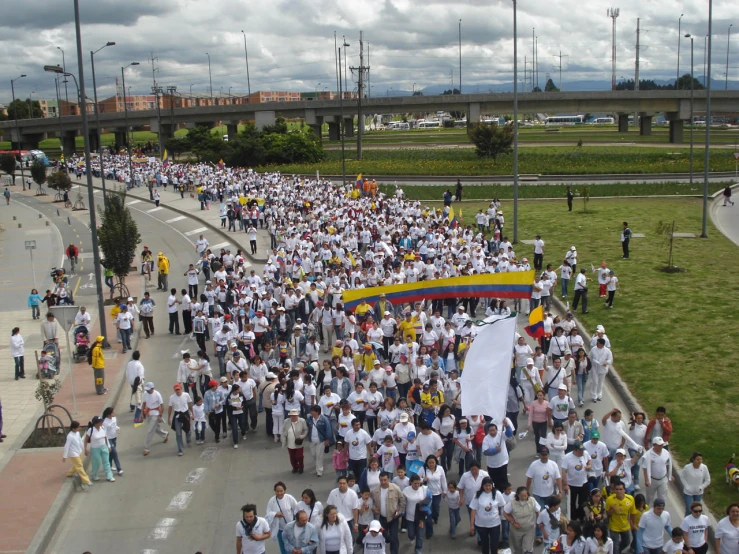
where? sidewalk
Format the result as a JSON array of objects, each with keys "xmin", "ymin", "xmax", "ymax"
[
  {"xmin": 72, "ymin": 175, "xmax": 273, "ymax": 264},
  {"xmin": 0, "ymin": 188, "xmax": 143, "ymax": 554}
]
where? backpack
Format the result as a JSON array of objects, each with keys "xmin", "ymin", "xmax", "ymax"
[{"xmin": 87, "ymin": 346, "xmax": 94, "ymax": 365}]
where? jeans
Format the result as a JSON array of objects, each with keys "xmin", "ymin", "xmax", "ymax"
[
  {"xmin": 611, "ymin": 530, "xmax": 631, "ymax": 554},
  {"xmin": 628, "ymin": 448, "xmax": 641, "ymax": 486},
  {"xmin": 441, "ymin": 438, "xmax": 455, "ymax": 471},
  {"xmin": 406, "ymin": 519, "xmax": 425, "ymax": 554},
  {"xmin": 194, "ymin": 421, "xmax": 206, "ymax": 442},
  {"xmin": 119, "ymin": 327, "xmax": 132, "ymax": 351},
  {"xmin": 683, "ymin": 493, "xmax": 703, "ymax": 516},
  {"xmin": 576, "ymin": 373, "xmax": 588, "ymax": 404},
  {"xmin": 168, "ymin": 312, "xmax": 180, "ymax": 334},
  {"xmin": 379, "ymin": 516, "xmax": 400, "ymax": 554},
  {"xmin": 477, "ymin": 524, "xmax": 501, "ymax": 554},
  {"xmin": 572, "ymin": 289, "xmax": 588, "ymax": 313},
  {"xmin": 31, "ymin": 305, "xmax": 40, "ymax": 319},
  {"xmin": 350, "ymin": 458, "xmax": 367, "ymax": 480},
  {"xmin": 108, "ymin": 437, "xmax": 122, "ymax": 472},
  {"xmin": 561, "ymin": 278, "xmax": 569, "ymax": 297},
  {"xmin": 449, "ymin": 507, "xmax": 461, "ymax": 536},
  {"xmin": 534, "ymin": 495, "xmax": 548, "ymax": 538},
  {"xmin": 231, "ymin": 412, "xmax": 246, "ymax": 444},
  {"xmin": 174, "ymin": 415, "xmax": 191, "ymax": 453},
  {"xmin": 430, "ymin": 494, "xmax": 442, "ymax": 524},
  {"xmin": 14, "ymin": 356, "xmax": 25, "ymax": 378}
]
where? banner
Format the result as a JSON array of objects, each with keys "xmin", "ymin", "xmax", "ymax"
[
  {"xmin": 459, "ymin": 315, "xmax": 517, "ymax": 420},
  {"xmin": 341, "ymin": 271, "xmax": 534, "ymax": 311}
]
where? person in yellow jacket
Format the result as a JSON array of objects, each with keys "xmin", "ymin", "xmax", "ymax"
[
  {"xmin": 110, "ymin": 299, "xmax": 123, "ymax": 343},
  {"xmin": 157, "ymin": 252, "xmax": 170, "ymax": 291},
  {"xmin": 90, "ymin": 335, "xmax": 107, "ymax": 395},
  {"xmin": 359, "ymin": 343, "xmax": 378, "ymax": 374}
]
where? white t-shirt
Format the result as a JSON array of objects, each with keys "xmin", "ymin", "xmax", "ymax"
[
  {"xmin": 561, "ymin": 452, "xmax": 589, "ymax": 487},
  {"xmin": 715, "ymin": 515, "xmax": 739, "ymax": 554},
  {"xmin": 680, "ymin": 514, "xmax": 710, "ymax": 549},
  {"xmin": 235, "ymin": 516, "xmax": 270, "ymax": 554},
  {"xmin": 168, "ymin": 393, "xmax": 191, "ymax": 413},
  {"xmin": 608, "ymin": 459, "xmax": 634, "ymax": 490},
  {"xmin": 525, "ymin": 459, "xmax": 561, "ymax": 497},
  {"xmin": 470, "ymin": 490, "xmax": 506, "ymax": 528},
  {"xmin": 402, "ymin": 485, "xmax": 428, "ymax": 522},
  {"xmin": 345, "ymin": 428, "xmax": 371, "ymax": 460}
]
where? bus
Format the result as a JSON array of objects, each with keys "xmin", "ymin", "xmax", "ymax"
[
  {"xmin": 545, "ymin": 115, "xmax": 584, "ymax": 126},
  {"xmin": 592, "ymin": 117, "xmax": 615, "ymax": 125},
  {"xmin": 0, "ymin": 149, "xmax": 50, "ymax": 167},
  {"xmin": 418, "ymin": 120, "xmax": 442, "ymax": 129}
]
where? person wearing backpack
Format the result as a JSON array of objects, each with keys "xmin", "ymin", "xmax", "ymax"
[{"xmin": 89, "ymin": 335, "xmax": 107, "ymax": 395}]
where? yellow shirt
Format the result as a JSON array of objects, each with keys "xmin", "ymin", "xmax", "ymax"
[
  {"xmin": 110, "ymin": 305, "xmax": 121, "ymax": 321},
  {"xmin": 605, "ymin": 494, "xmax": 637, "ymax": 532},
  {"xmin": 420, "ymin": 390, "xmax": 445, "ymax": 409},
  {"xmin": 398, "ymin": 320, "xmax": 416, "ymax": 341},
  {"xmin": 355, "ymin": 303, "xmax": 371, "ymax": 318}
]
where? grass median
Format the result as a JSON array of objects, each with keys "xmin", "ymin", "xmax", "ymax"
[{"xmin": 436, "ymin": 197, "xmax": 738, "ymax": 515}]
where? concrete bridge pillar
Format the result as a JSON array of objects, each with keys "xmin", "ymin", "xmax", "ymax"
[
  {"xmin": 114, "ymin": 130, "xmax": 128, "ymax": 149},
  {"xmin": 62, "ymin": 131, "xmax": 77, "ymax": 157},
  {"xmin": 327, "ymin": 121, "xmax": 340, "ymax": 140},
  {"xmin": 668, "ymin": 120, "xmax": 684, "ymax": 143},
  {"xmin": 343, "ymin": 118, "xmax": 354, "ymax": 137},
  {"xmin": 225, "ymin": 122, "xmax": 238, "ymax": 139},
  {"xmin": 20, "ymin": 133, "xmax": 44, "ymax": 151},
  {"xmin": 639, "ymin": 114, "xmax": 653, "ymax": 136},
  {"xmin": 304, "ymin": 110, "xmax": 323, "ymax": 141},
  {"xmin": 88, "ymin": 131, "xmax": 101, "ymax": 153},
  {"xmin": 255, "ymin": 110, "xmax": 276, "ymax": 131},
  {"xmin": 467, "ymin": 102, "xmax": 481, "ymax": 130},
  {"xmin": 617, "ymin": 114, "xmax": 629, "ymax": 133}
]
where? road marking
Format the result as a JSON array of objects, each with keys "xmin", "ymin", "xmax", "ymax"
[
  {"xmin": 146, "ymin": 207, "xmax": 164, "ymax": 213},
  {"xmin": 141, "ymin": 550, "xmax": 158, "ymax": 554},
  {"xmin": 200, "ymin": 447, "xmax": 219, "ymax": 461},
  {"xmin": 210, "ymin": 241, "xmax": 230, "ymax": 250},
  {"xmin": 93, "ymin": 189, "xmax": 102, "ymax": 194},
  {"xmin": 149, "ymin": 518, "xmax": 177, "ymax": 540},
  {"xmin": 127, "ymin": 199, "xmax": 142, "ymax": 205},
  {"xmin": 184, "ymin": 227, "xmax": 207, "ymax": 236},
  {"xmin": 165, "ymin": 216, "xmax": 186, "ymax": 223},
  {"xmin": 73, "ymin": 277, "xmax": 81, "ymax": 297},
  {"xmin": 171, "ymin": 335, "xmax": 190, "ymax": 358},
  {"xmin": 185, "ymin": 467, "xmax": 208, "ymax": 484},
  {"xmin": 167, "ymin": 491, "xmax": 194, "ymax": 511}
]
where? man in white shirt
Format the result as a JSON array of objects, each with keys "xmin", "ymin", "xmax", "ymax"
[
  {"xmin": 572, "ymin": 268, "xmax": 590, "ymax": 314},
  {"xmin": 235, "ymin": 504, "xmax": 271, "ymax": 554},
  {"xmin": 125, "ymin": 351, "xmax": 145, "ymax": 412},
  {"xmin": 327, "ymin": 477, "xmax": 359, "ymax": 528},
  {"xmin": 167, "ymin": 288, "xmax": 181, "ymax": 335},
  {"xmin": 238, "ymin": 369, "xmax": 258, "ymax": 432},
  {"xmin": 525, "ymin": 447, "xmax": 562, "ymax": 507},
  {"xmin": 637, "ymin": 499, "xmax": 672, "ymax": 554},
  {"xmin": 561, "ymin": 441, "xmax": 591, "ymax": 520},
  {"xmin": 415, "ymin": 422, "xmax": 444, "ymax": 460},
  {"xmin": 344, "ymin": 419, "xmax": 372, "ymax": 478},
  {"xmin": 74, "ymin": 306, "xmax": 91, "ymax": 332},
  {"xmin": 600, "ymin": 408, "xmax": 640, "ymax": 458},
  {"xmin": 589, "ymin": 339, "xmax": 613, "ymax": 402},
  {"xmin": 168, "ymin": 383, "xmax": 194, "ymax": 456},
  {"xmin": 142, "ymin": 382, "xmax": 169, "ymax": 455},
  {"xmin": 584, "ymin": 429, "xmax": 610, "ymax": 489},
  {"xmin": 642, "ymin": 437, "xmax": 673, "ymax": 506},
  {"xmin": 115, "ymin": 305, "xmax": 134, "ymax": 353},
  {"xmin": 195, "ymin": 234, "xmax": 209, "ymax": 257},
  {"xmin": 533, "ymin": 235, "xmax": 545, "ymax": 271}
]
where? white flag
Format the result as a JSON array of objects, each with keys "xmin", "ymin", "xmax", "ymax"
[{"xmin": 459, "ymin": 315, "xmax": 517, "ymax": 421}]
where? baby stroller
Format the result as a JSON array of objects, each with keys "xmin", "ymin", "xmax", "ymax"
[
  {"xmin": 38, "ymin": 341, "xmax": 59, "ymax": 379},
  {"xmin": 72, "ymin": 326, "xmax": 90, "ymax": 363}
]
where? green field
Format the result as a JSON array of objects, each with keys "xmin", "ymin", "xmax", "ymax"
[{"xmin": 440, "ymin": 197, "xmax": 738, "ymax": 516}]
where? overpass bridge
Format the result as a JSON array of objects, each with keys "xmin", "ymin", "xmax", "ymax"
[{"xmin": 1, "ymin": 90, "xmax": 737, "ymax": 155}]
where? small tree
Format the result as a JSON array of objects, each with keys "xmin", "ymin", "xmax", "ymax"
[
  {"xmin": 467, "ymin": 122, "xmax": 514, "ymax": 164},
  {"xmin": 97, "ymin": 190, "xmax": 141, "ymax": 297},
  {"xmin": 31, "ymin": 161, "xmax": 47, "ymax": 187},
  {"xmin": 580, "ymin": 185, "xmax": 591, "ymax": 213},
  {"xmin": 46, "ymin": 171, "xmax": 72, "ymax": 193},
  {"xmin": 0, "ymin": 153, "xmax": 15, "ymax": 182},
  {"xmin": 656, "ymin": 220, "xmax": 679, "ymax": 270}
]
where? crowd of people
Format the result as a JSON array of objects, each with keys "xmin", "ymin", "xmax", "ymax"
[{"xmin": 54, "ymin": 156, "xmax": 737, "ymax": 554}]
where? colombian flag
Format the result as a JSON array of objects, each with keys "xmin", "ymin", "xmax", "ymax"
[
  {"xmin": 447, "ymin": 206, "xmax": 458, "ymax": 229},
  {"xmin": 356, "ymin": 173, "xmax": 363, "ymax": 188},
  {"xmin": 524, "ymin": 305, "xmax": 545, "ymax": 339},
  {"xmin": 161, "ymin": 148, "xmax": 170, "ymax": 166}
]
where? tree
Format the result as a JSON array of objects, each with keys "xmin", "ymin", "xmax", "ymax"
[
  {"xmin": 544, "ymin": 79, "xmax": 560, "ymax": 92},
  {"xmin": 163, "ymin": 137, "xmax": 188, "ymax": 162},
  {"xmin": 467, "ymin": 122, "xmax": 514, "ymax": 164},
  {"xmin": 31, "ymin": 161, "xmax": 47, "ymax": 187},
  {"xmin": 412, "ymin": 90, "xmax": 424, "ymax": 96},
  {"xmin": 656, "ymin": 220, "xmax": 681, "ymax": 271},
  {"xmin": 5, "ymin": 99, "xmax": 43, "ymax": 120},
  {"xmin": 261, "ymin": 114, "xmax": 288, "ymax": 135},
  {"xmin": 225, "ymin": 124, "xmax": 266, "ymax": 167},
  {"xmin": 46, "ymin": 171, "xmax": 72, "ymax": 192},
  {"xmin": 676, "ymin": 73, "xmax": 705, "ymax": 90},
  {"xmin": 0, "ymin": 154, "xmax": 15, "ymax": 180},
  {"xmin": 184, "ymin": 125, "xmax": 228, "ymax": 163},
  {"xmin": 442, "ymin": 88, "xmax": 461, "ymax": 95},
  {"xmin": 97, "ymin": 190, "xmax": 141, "ymax": 296}
]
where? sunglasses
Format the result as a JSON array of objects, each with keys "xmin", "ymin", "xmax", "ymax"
[{"xmin": 692, "ymin": 509, "xmax": 702, "ymax": 513}]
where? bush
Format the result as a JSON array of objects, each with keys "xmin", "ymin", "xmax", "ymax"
[
  {"xmin": 467, "ymin": 122, "xmax": 514, "ymax": 163},
  {"xmin": 31, "ymin": 161, "xmax": 47, "ymax": 186},
  {"xmin": 46, "ymin": 171, "xmax": 72, "ymax": 191},
  {"xmin": 0, "ymin": 153, "xmax": 15, "ymax": 177}
]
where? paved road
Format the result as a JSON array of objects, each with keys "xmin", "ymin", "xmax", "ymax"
[{"xmin": 711, "ymin": 185, "xmax": 739, "ymax": 246}]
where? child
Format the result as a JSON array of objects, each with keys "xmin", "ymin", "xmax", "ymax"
[
  {"xmin": 663, "ymin": 527, "xmax": 685, "ymax": 554},
  {"xmin": 356, "ymin": 488, "xmax": 375, "ymax": 545},
  {"xmin": 38, "ymin": 349, "xmax": 57, "ymax": 377},
  {"xmin": 537, "ymin": 495, "xmax": 563, "ymax": 548},
  {"xmin": 193, "ymin": 397, "xmax": 207, "ymax": 445},
  {"xmin": 363, "ymin": 520, "xmax": 387, "ymax": 553},
  {"xmin": 372, "ymin": 421, "xmax": 392, "ymax": 451},
  {"xmin": 376, "ymin": 434, "xmax": 400, "ymax": 475},
  {"xmin": 501, "ymin": 482, "xmax": 514, "ymax": 545},
  {"xmin": 446, "ymin": 480, "xmax": 461, "ymax": 538},
  {"xmin": 333, "ymin": 440, "xmax": 349, "ymax": 480},
  {"xmin": 392, "ymin": 467, "xmax": 410, "ymax": 532},
  {"xmin": 582, "ymin": 409, "xmax": 599, "ymax": 442},
  {"xmin": 348, "ymin": 473, "xmax": 360, "ymax": 494}
]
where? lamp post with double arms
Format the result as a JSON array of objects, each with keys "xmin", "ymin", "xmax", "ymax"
[
  {"xmin": 10, "ymin": 74, "xmax": 27, "ymax": 186},
  {"xmin": 685, "ymin": 34, "xmax": 695, "ymax": 184},
  {"xmin": 241, "ymin": 30, "xmax": 251, "ymax": 97},
  {"xmin": 91, "ymin": 41, "xmax": 115, "ymax": 207},
  {"xmin": 57, "ymin": 46, "xmax": 69, "ymax": 104},
  {"xmin": 121, "ymin": 62, "xmax": 140, "ymax": 190},
  {"xmin": 512, "ymin": 0, "xmax": 520, "ymax": 244}
]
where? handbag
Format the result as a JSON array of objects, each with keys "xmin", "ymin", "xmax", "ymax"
[
  {"xmin": 292, "ymin": 423, "xmax": 304, "ymax": 445},
  {"xmin": 543, "ymin": 367, "xmax": 562, "ymax": 395}
]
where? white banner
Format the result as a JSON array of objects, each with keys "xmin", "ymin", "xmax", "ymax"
[{"xmin": 459, "ymin": 315, "xmax": 516, "ymax": 421}]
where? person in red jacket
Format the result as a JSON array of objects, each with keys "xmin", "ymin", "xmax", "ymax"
[{"xmin": 643, "ymin": 407, "xmax": 672, "ymax": 449}]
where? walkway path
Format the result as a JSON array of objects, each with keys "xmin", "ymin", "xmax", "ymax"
[{"xmin": 710, "ymin": 184, "xmax": 739, "ymax": 246}]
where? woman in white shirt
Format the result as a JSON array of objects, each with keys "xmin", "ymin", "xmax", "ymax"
[
  {"xmin": 681, "ymin": 502, "xmax": 710, "ymax": 554},
  {"xmin": 266, "ymin": 481, "xmax": 298, "ymax": 553},
  {"xmin": 297, "ymin": 489, "xmax": 324, "ymax": 527},
  {"xmin": 102, "ymin": 407, "xmax": 123, "ymax": 475},
  {"xmin": 469, "ymin": 476, "xmax": 506, "ymax": 554},
  {"xmin": 431, "ymin": 404, "xmax": 456, "ymax": 471},
  {"xmin": 681, "ymin": 452, "xmax": 711, "ymax": 516},
  {"xmin": 559, "ymin": 521, "xmax": 588, "ymax": 554},
  {"xmin": 85, "ymin": 416, "xmax": 115, "ymax": 482},
  {"xmin": 11, "ymin": 327, "xmax": 25, "ymax": 380},
  {"xmin": 403, "ymin": 474, "xmax": 430, "ymax": 554},
  {"xmin": 317, "ymin": 506, "xmax": 353, "ymax": 554},
  {"xmin": 539, "ymin": 422, "xmax": 568, "ymax": 467},
  {"xmin": 628, "ymin": 412, "xmax": 647, "ymax": 489},
  {"xmin": 362, "ymin": 382, "xmax": 384, "ymax": 436},
  {"xmin": 418, "ymin": 454, "xmax": 447, "ymax": 527},
  {"xmin": 376, "ymin": 397, "xmax": 399, "ymax": 430},
  {"xmin": 586, "ymin": 522, "xmax": 613, "ymax": 554},
  {"xmin": 271, "ymin": 385, "xmax": 286, "ymax": 443}
]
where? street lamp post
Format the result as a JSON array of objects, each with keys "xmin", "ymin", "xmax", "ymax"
[
  {"xmin": 206, "ymin": 53, "xmax": 213, "ymax": 102},
  {"xmin": 412, "ymin": 83, "xmax": 416, "ymax": 94},
  {"xmin": 57, "ymin": 46, "xmax": 69, "ymax": 104},
  {"xmin": 512, "ymin": 0, "xmax": 519, "ymax": 244},
  {"xmin": 677, "ymin": 14, "xmax": 684, "ymax": 89},
  {"xmin": 685, "ymin": 34, "xmax": 695, "ymax": 184},
  {"xmin": 241, "ymin": 30, "xmax": 251, "ymax": 97},
  {"xmin": 28, "ymin": 91, "xmax": 35, "ymax": 119},
  {"xmin": 338, "ymin": 47, "xmax": 346, "ymax": 186},
  {"xmin": 726, "ymin": 24, "xmax": 734, "ymax": 90},
  {"xmin": 459, "ymin": 19, "xmax": 462, "ymax": 94},
  {"xmin": 54, "ymin": 75, "xmax": 63, "ymax": 167},
  {"xmin": 10, "ymin": 75, "xmax": 27, "ymax": 187},
  {"xmin": 91, "ymin": 41, "xmax": 115, "ymax": 208},
  {"xmin": 704, "ymin": 35, "xmax": 708, "ymax": 87},
  {"xmin": 121, "ymin": 62, "xmax": 140, "ymax": 191},
  {"xmin": 702, "ymin": 0, "xmax": 714, "ymax": 238}
]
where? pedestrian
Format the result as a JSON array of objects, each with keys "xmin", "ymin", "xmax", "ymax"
[
  {"xmin": 167, "ymin": 288, "xmax": 181, "ymax": 334},
  {"xmin": 567, "ymin": 186, "xmax": 574, "ymax": 211},
  {"xmin": 229, "ymin": 383, "xmax": 247, "ymax": 449},
  {"xmin": 470, "ymin": 476, "xmax": 506, "ymax": 554},
  {"xmin": 680, "ymin": 452, "xmax": 711, "ymax": 516},
  {"xmin": 11, "ymin": 327, "xmax": 25, "ymax": 380},
  {"xmin": 181, "ymin": 289, "xmax": 192, "ymax": 334},
  {"xmin": 572, "ymin": 268, "xmax": 591, "ymax": 314},
  {"xmin": 28, "ymin": 288, "xmax": 42, "ymax": 319},
  {"xmin": 154, "ymin": 190, "xmax": 160, "ymax": 207},
  {"xmin": 605, "ymin": 481, "xmax": 636, "ymax": 554},
  {"xmin": 316, "ymin": 505, "xmax": 353, "ymax": 554},
  {"xmin": 307, "ymin": 405, "xmax": 333, "ymax": 477},
  {"xmin": 247, "ymin": 224, "xmax": 258, "ymax": 254},
  {"xmin": 236, "ymin": 503, "xmax": 272, "ymax": 554},
  {"xmin": 714, "ymin": 503, "xmax": 739, "ymax": 554},
  {"xmin": 157, "ymin": 252, "xmax": 170, "ymax": 290},
  {"xmin": 142, "ymin": 382, "xmax": 169, "ymax": 455},
  {"xmin": 636, "ymin": 498, "xmax": 671, "ymax": 554},
  {"xmin": 84, "ymin": 416, "xmax": 115, "ymax": 482},
  {"xmin": 3, "ymin": 187, "xmax": 10, "ymax": 205},
  {"xmin": 90, "ymin": 335, "xmax": 107, "ymax": 395},
  {"xmin": 403, "ymin": 473, "xmax": 432, "ymax": 554},
  {"xmin": 604, "ymin": 270, "xmax": 619, "ymax": 309},
  {"xmin": 681, "ymin": 501, "xmax": 710, "ymax": 554},
  {"xmin": 533, "ymin": 235, "xmax": 545, "ymax": 271},
  {"xmin": 283, "ymin": 408, "xmax": 308, "ymax": 474},
  {"xmin": 282, "ymin": 510, "xmax": 319, "ymax": 554},
  {"xmin": 722, "ymin": 185, "xmax": 735, "ymax": 206},
  {"xmin": 266, "ymin": 481, "xmax": 298, "ymax": 554},
  {"xmin": 62, "ymin": 420, "xmax": 92, "ymax": 487},
  {"xmin": 114, "ymin": 304, "xmax": 134, "ymax": 353},
  {"xmin": 642, "ymin": 437, "xmax": 673, "ymax": 506},
  {"xmin": 503, "ymin": 486, "xmax": 540, "ymax": 554},
  {"xmin": 102, "ymin": 407, "xmax": 123, "ymax": 476},
  {"xmin": 139, "ymin": 292, "xmax": 156, "ymax": 338},
  {"xmin": 621, "ymin": 222, "xmax": 632, "ymax": 259},
  {"xmin": 562, "ymin": 441, "xmax": 591, "ymax": 520},
  {"xmin": 168, "ymin": 383, "xmax": 194, "ymax": 456}
]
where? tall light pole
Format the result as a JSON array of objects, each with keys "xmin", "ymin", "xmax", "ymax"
[
  {"xmin": 343, "ymin": 37, "xmax": 350, "ymax": 95},
  {"xmin": 459, "ymin": 19, "xmax": 462, "ymax": 94},
  {"xmin": 512, "ymin": 0, "xmax": 519, "ymax": 244},
  {"xmin": 91, "ymin": 41, "xmax": 115, "ymax": 208},
  {"xmin": 206, "ymin": 52, "xmax": 213, "ymax": 101},
  {"xmin": 57, "ymin": 46, "xmax": 69, "ymax": 104},
  {"xmin": 685, "ymin": 34, "xmax": 695, "ymax": 184},
  {"xmin": 241, "ymin": 30, "xmax": 251, "ymax": 97},
  {"xmin": 338, "ymin": 47, "xmax": 347, "ymax": 186},
  {"xmin": 702, "ymin": 0, "xmax": 713, "ymax": 239},
  {"xmin": 412, "ymin": 83, "xmax": 416, "ymax": 94},
  {"xmin": 121, "ymin": 62, "xmax": 140, "ymax": 191},
  {"xmin": 53, "ymin": 75, "xmax": 63, "ymax": 164},
  {"xmin": 10, "ymin": 75, "xmax": 27, "ymax": 187},
  {"xmin": 726, "ymin": 24, "xmax": 734, "ymax": 90},
  {"xmin": 704, "ymin": 35, "xmax": 708, "ymax": 86},
  {"xmin": 28, "ymin": 91, "xmax": 35, "ymax": 119},
  {"xmin": 677, "ymin": 14, "xmax": 684, "ymax": 89}
]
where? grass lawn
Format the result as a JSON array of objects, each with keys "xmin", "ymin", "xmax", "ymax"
[{"xmin": 437, "ymin": 197, "xmax": 739, "ymax": 515}]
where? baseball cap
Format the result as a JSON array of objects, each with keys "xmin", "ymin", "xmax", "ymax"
[
  {"xmin": 265, "ymin": 372, "xmax": 277, "ymax": 379},
  {"xmin": 652, "ymin": 437, "xmax": 666, "ymax": 446},
  {"xmin": 596, "ymin": 325, "xmax": 605, "ymax": 333},
  {"xmin": 399, "ymin": 412, "xmax": 409, "ymax": 422},
  {"xmin": 208, "ymin": 379, "xmax": 218, "ymax": 388},
  {"xmin": 144, "ymin": 381, "xmax": 154, "ymax": 390},
  {"xmin": 615, "ymin": 448, "xmax": 627, "ymax": 456},
  {"xmin": 573, "ymin": 441, "xmax": 584, "ymax": 451},
  {"xmin": 590, "ymin": 430, "xmax": 600, "ymax": 439},
  {"xmin": 220, "ymin": 376, "xmax": 228, "ymax": 383},
  {"xmin": 526, "ymin": 358, "xmax": 534, "ymax": 366},
  {"xmin": 653, "ymin": 498, "xmax": 666, "ymax": 507},
  {"xmin": 558, "ymin": 383, "xmax": 568, "ymax": 391},
  {"xmin": 369, "ymin": 521, "xmax": 382, "ymax": 533},
  {"xmin": 173, "ymin": 383, "xmax": 182, "ymax": 391},
  {"xmin": 127, "ymin": 297, "xmax": 133, "ymax": 301}
]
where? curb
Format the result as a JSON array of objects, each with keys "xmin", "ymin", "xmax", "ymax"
[{"xmin": 550, "ymin": 296, "xmax": 720, "ymax": 535}]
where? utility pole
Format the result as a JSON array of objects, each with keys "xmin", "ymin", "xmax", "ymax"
[
  {"xmin": 513, "ymin": 0, "xmax": 519, "ymax": 244},
  {"xmin": 367, "ymin": 42, "xmax": 371, "ymax": 98},
  {"xmin": 459, "ymin": 19, "xmax": 462, "ymax": 94},
  {"xmin": 635, "ymin": 18, "xmax": 641, "ymax": 90},
  {"xmin": 555, "ymin": 51, "xmax": 568, "ymax": 91},
  {"xmin": 726, "ymin": 24, "xmax": 734, "ymax": 90},
  {"xmin": 535, "ymin": 36, "xmax": 539, "ymax": 90},
  {"xmin": 149, "ymin": 52, "xmax": 158, "ymax": 88},
  {"xmin": 677, "ymin": 14, "xmax": 684, "ymax": 89},
  {"xmin": 532, "ymin": 28, "xmax": 535, "ymax": 90},
  {"xmin": 702, "ymin": 0, "xmax": 713, "ymax": 239},
  {"xmin": 608, "ymin": 7, "xmax": 620, "ymax": 90},
  {"xmin": 524, "ymin": 56, "xmax": 528, "ymax": 91},
  {"xmin": 167, "ymin": 86, "xmax": 177, "ymax": 139},
  {"xmin": 349, "ymin": 31, "xmax": 368, "ymax": 160},
  {"xmin": 334, "ymin": 32, "xmax": 339, "ymax": 98},
  {"xmin": 152, "ymin": 86, "xmax": 163, "ymax": 156}
]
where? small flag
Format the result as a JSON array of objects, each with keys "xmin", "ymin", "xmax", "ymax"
[
  {"xmin": 447, "ymin": 206, "xmax": 458, "ymax": 228},
  {"xmin": 524, "ymin": 305, "xmax": 545, "ymax": 338},
  {"xmin": 161, "ymin": 148, "xmax": 170, "ymax": 166},
  {"xmin": 348, "ymin": 251, "xmax": 357, "ymax": 267}
]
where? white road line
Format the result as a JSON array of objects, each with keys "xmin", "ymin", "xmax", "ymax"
[
  {"xmin": 127, "ymin": 206, "xmax": 194, "ymax": 246},
  {"xmin": 167, "ymin": 491, "xmax": 194, "ymax": 511},
  {"xmin": 210, "ymin": 241, "xmax": 230, "ymax": 250},
  {"xmin": 127, "ymin": 199, "xmax": 142, "ymax": 205},
  {"xmin": 149, "ymin": 518, "xmax": 177, "ymax": 540},
  {"xmin": 146, "ymin": 207, "xmax": 164, "ymax": 213},
  {"xmin": 93, "ymin": 189, "xmax": 103, "ymax": 194},
  {"xmin": 165, "ymin": 216, "xmax": 186, "ymax": 223},
  {"xmin": 184, "ymin": 227, "xmax": 207, "ymax": 236},
  {"xmin": 200, "ymin": 447, "xmax": 219, "ymax": 461},
  {"xmin": 171, "ymin": 335, "xmax": 190, "ymax": 359},
  {"xmin": 141, "ymin": 550, "xmax": 158, "ymax": 554},
  {"xmin": 185, "ymin": 467, "xmax": 208, "ymax": 484}
]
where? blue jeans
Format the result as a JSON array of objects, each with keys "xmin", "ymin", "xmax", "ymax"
[
  {"xmin": 119, "ymin": 328, "xmax": 132, "ymax": 351},
  {"xmin": 174, "ymin": 416, "xmax": 191, "ymax": 453},
  {"xmin": 406, "ymin": 519, "xmax": 425, "ymax": 554},
  {"xmin": 561, "ymin": 279, "xmax": 570, "ymax": 297},
  {"xmin": 431, "ymin": 494, "xmax": 441, "ymax": 525},
  {"xmin": 628, "ymin": 448, "xmax": 641, "ymax": 486},
  {"xmin": 576, "ymin": 373, "xmax": 588, "ymax": 404},
  {"xmin": 277, "ymin": 529, "xmax": 287, "ymax": 554},
  {"xmin": 683, "ymin": 493, "xmax": 703, "ymax": 516},
  {"xmin": 108, "ymin": 437, "xmax": 121, "ymax": 472},
  {"xmin": 449, "ymin": 507, "xmax": 461, "ymax": 536},
  {"xmin": 194, "ymin": 421, "xmax": 206, "ymax": 442},
  {"xmin": 502, "ymin": 518, "xmax": 510, "ymax": 541}
]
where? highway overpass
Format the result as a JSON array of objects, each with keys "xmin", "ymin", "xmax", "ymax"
[{"xmin": 2, "ymin": 90, "xmax": 737, "ymax": 154}]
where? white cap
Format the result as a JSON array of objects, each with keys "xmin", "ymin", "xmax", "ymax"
[
  {"xmin": 127, "ymin": 297, "xmax": 134, "ymax": 301},
  {"xmin": 571, "ymin": 246, "xmax": 576, "ymax": 251},
  {"xmin": 557, "ymin": 383, "xmax": 568, "ymax": 391},
  {"xmin": 288, "ymin": 409, "xmax": 300, "ymax": 416},
  {"xmin": 652, "ymin": 437, "xmax": 665, "ymax": 446},
  {"xmin": 525, "ymin": 358, "xmax": 534, "ymax": 366},
  {"xmin": 457, "ymin": 306, "xmax": 465, "ymax": 311},
  {"xmin": 265, "ymin": 372, "xmax": 277, "ymax": 379},
  {"xmin": 596, "ymin": 325, "xmax": 605, "ymax": 333},
  {"xmin": 384, "ymin": 311, "xmax": 391, "ymax": 315},
  {"xmin": 399, "ymin": 412, "xmax": 410, "ymax": 422},
  {"xmin": 369, "ymin": 521, "xmax": 382, "ymax": 533},
  {"xmin": 616, "ymin": 448, "xmax": 627, "ymax": 456}
]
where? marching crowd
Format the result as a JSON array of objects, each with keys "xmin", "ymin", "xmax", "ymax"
[{"xmin": 55, "ymin": 157, "xmax": 737, "ymax": 554}]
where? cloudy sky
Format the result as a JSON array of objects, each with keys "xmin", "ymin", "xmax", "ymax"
[{"xmin": 0, "ymin": 0, "xmax": 735, "ymax": 104}]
